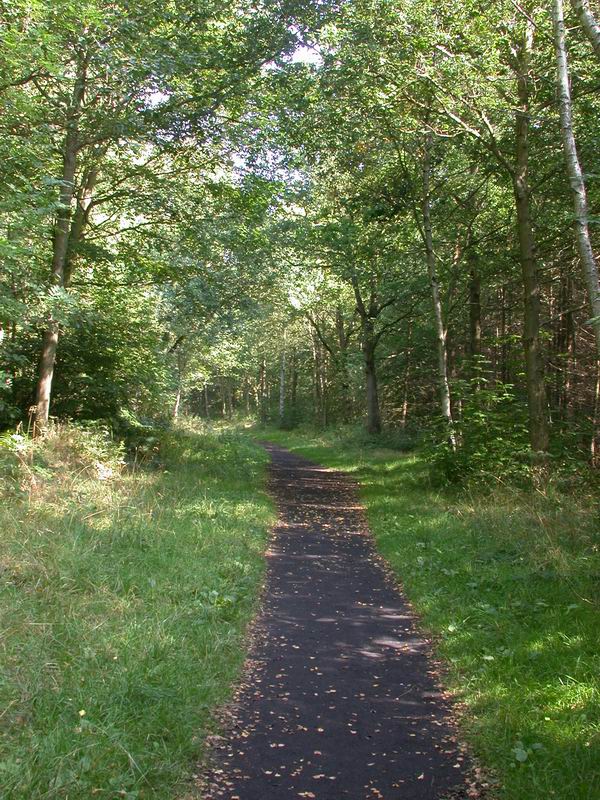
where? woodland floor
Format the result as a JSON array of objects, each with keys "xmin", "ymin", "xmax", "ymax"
[{"xmin": 201, "ymin": 443, "xmax": 469, "ymax": 799}]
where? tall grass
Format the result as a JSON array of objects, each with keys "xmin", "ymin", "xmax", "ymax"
[
  {"xmin": 0, "ymin": 423, "xmax": 273, "ymax": 799},
  {"xmin": 260, "ymin": 426, "xmax": 600, "ymax": 800}
]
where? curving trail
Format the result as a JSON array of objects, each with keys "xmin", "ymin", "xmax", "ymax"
[{"xmin": 202, "ymin": 443, "xmax": 468, "ymax": 799}]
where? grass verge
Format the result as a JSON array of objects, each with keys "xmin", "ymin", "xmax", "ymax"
[
  {"xmin": 259, "ymin": 425, "xmax": 600, "ymax": 800},
  {"xmin": 0, "ymin": 422, "xmax": 273, "ymax": 799}
]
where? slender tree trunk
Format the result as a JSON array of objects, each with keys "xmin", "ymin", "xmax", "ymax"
[
  {"xmin": 513, "ymin": 23, "xmax": 550, "ymax": 458},
  {"xmin": 34, "ymin": 61, "xmax": 87, "ymax": 429},
  {"xmin": 291, "ymin": 349, "xmax": 298, "ymax": 410},
  {"xmin": 173, "ymin": 351, "xmax": 184, "ymax": 419},
  {"xmin": 309, "ymin": 324, "xmax": 323, "ymax": 424},
  {"xmin": 335, "ymin": 306, "xmax": 352, "ymax": 421},
  {"xmin": 320, "ymin": 348, "xmax": 328, "ymax": 427},
  {"xmin": 554, "ymin": 0, "xmax": 600, "ymax": 357},
  {"xmin": 244, "ymin": 377, "xmax": 251, "ymax": 414},
  {"xmin": 401, "ymin": 323, "xmax": 413, "ymax": 427},
  {"xmin": 362, "ymin": 318, "xmax": 382, "ymax": 434},
  {"xmin": 204, "ymin": 385, "xmax": 210, "ymax": 419},
  {"xmin": 173, "ymin": 387, "xmax": 182, "ymax": 419},
  {"xmin": 591, "ymin": 362, "xmax": 600, "ymax": 466},
  {"xmin": 279, "ymin": 344, "xmax": 286, "ymax": 426},
  {"xmin": 422, "ymin": 134, "xmax": 456, "ymax": 447},
  {"xmin": 220, "ymin": 382, "xmax": 227, "ymax": 417},
  {"xmin": 500, "ymin": 285, "xmax": 509, "ymax": 384},
  {"xmin": 259, "ymin": 358, "xmax": 267, "ymax": 423},
  {"xmin": 571, "ymin": 0, "xmax": 600, "ymax": 60},
  {"xmin": 226, "ymin": 380, "xmax": 233, "ymax": 418},
  {"xmin": 468, "ymin": 247, "xmax": 482, "ymax": 381}
]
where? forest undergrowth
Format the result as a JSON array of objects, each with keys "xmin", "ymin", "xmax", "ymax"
[
  {"xmin": 259, "ymin": 425, "xmax": 600, "ymax": 800},
  {"xmin": 0, "ymin": 421, "xmax": 273, "ymax": 800}
]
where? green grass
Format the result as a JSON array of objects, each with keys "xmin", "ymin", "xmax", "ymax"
[
  {"xmin": 0, "ymin": 422, "xmax": 273, "ymax": 799},
  {"xmin": 259, "ymin": 425, "xmax": 600, "ymax": 800}
]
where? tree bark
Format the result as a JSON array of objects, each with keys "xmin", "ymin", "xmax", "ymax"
[
  {"xmin": 173, "ymin": 387, "xmax": 182, "ymax": 419},
  {"xmin": 513, "ymin": 23, "xmax": 550, "ymax": 458},
  {"xmin": 571, "ymin": 0, "xmax": 600, "ymax": 60},
  {"xmin": 291, "ymin": 349, "xmax": 298, "ymax": 410},
  {"xmin": 362, "ymin": 318, "xmax": 382, "ymax": 434},
  {"xmin": 335, "ymin": 306, "xmax": 352, "ymax": 420},
  {"xmin": 591, "ymin": 362, "xmax": 600, "ymax": 466},
  {"xmin": 350, "ymin": 278, "xmax": 382, "ymax": 434},
  {"xmin": 63, "ymin": 161, "xmax": 101, "ymax": 287},
  {"xmin": 401, "ymin": 323, "xmax": 413, "ymax": 427},
  {"xmin": 279, "ymin": 344, "xmax": 286, "ymax": 426},
  {"xmin": 173, "ymin": 351, "xmax": 185, "ymax": 419},
  {"xmin": 554, "ymin": 0, "xmax": 600, "ymax": 358},
  {"xmin": 259, "ymin": 358, "xmax": 267, "ymax": 423},
  {"xmin": 422, "ymin": 134, "xmax": 456, "ymax": 447},
  {"xmin": 34, "ymin": 58, "xmax": 87, "ymax": 429},
  {"xmin": 468, "ymin": 247, "xmax": 481, "ymax": 384}
]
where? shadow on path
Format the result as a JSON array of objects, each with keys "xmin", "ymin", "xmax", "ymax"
[{"xmin": 202, "ymin": 444, "xmax": 468, "ymax": 799}]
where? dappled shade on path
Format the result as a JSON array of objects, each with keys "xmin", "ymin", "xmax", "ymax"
[{"xmin": 202, "ymin": 444, "xmax": 468, "ymax": 799}]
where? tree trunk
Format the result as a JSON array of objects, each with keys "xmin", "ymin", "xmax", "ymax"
[
  {"xmin": 422, "ymin": 133, "xmax": 456, "ymax": 447},
  {"xmin": 500, "ymin": 285, "xmax": 509, "ymax": 384},
  {"xmin": 34, "ymin": 60, "xmax": 87, "ymax": 429},
  {"xmin": 63, "ymin": 161, "xmax": 101, "ymax": 287},
  {"xmin": 513, "ymin": 23, "xmax": 550, "ymax": 458},
  {"xmin": 310, "ymin": 323, "xmax": 323, "ymax": 424},
  {"xmin": 363, "ymin": 319, "xmax": 382, "ymax": 434},
  {"xmin": 226, "ymin": 380, "xmax": 233, "ymax": 418},
  {"xmin": 335, "ymin": 306, "xmax": 352, "ymax": 421},
  {"xmin": 173, "ymin": 387, "xmax": 182, "ymax": 419},
  {"xmin": 259, "ymin": 358, "xmax": 267, "ymax": 423},
  {"xmin": 468, "ymin": 247, "xmax": 481, "ymax": 384},
  {"xmin": 591, "ymin": 362, "xmax": 600, "ymax": 466},
  {"xmin": 401, "ymin": 323, "xmax": 413, "ymax": 427},
  {"xmin": 279, "ymin": 345, "xmax": 286, "ymax": 426},
  {"xmin": 571, "ymin": 0, "xmax": 600, "ymax": 60},
  {"xmin": 291, "ymin": 349, "xmax": 298, "ymax": 410},
  {"xmin": 244, "ymin": 377, "xmax": 251, "ymax": 414},
  {"xmin": 554, "ymin": 0, "xmax": 600, "ymax": 358}
]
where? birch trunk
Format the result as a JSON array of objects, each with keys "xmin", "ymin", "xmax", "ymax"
[
  {"xmin": 571, "ymin": 0, "xmax": 600, "ymax": 60},
  {"xmin": 259, "ymin": 358, "xmax": 267, "ymax": 423},
  {"xmin": 422, "ymin": 134, "xmax": 456, "ymax": 448},
  {"xmin": 173, "ymin": 387, "xmax": 182, "ymax": 419},
  {"xmin": 554, "ymin": 0, "xmax": 600, "ymax": 357}
]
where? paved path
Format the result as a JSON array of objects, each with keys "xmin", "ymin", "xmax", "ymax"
[{"xmin": 203, "ymin": 444, "xmax": 468, "ymax": 799}]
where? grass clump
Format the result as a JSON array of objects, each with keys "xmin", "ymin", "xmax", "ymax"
[
  {"xmin": 260, "ymin": 426, "xmax": 600, "ymax": 800},
  {"xmin": 0, "ymin": 422, "xmax": 273, "ymax": 799}
]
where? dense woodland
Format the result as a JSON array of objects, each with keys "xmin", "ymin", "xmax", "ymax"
[
  {"xmin": 2, "ymin": 4, "xmax": 600, "ymax": 799},
  {"xmin": 2, "ymin": 0, "xmax": 600, "ymax": 483}
]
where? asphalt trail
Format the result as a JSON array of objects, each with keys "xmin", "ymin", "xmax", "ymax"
[{"xmin": 203, "ymin": 443, "xmax": 468, "ymax": 799}]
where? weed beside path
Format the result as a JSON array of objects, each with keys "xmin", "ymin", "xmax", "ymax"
[
  {"xmin": 259, "ymin": 427, "xmax": 600, "ymax": 800},
  {"xmin": 0, "ymin": 424, "xmax": 273, "ymax": 799}
]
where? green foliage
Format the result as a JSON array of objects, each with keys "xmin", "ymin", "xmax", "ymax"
[{"xmin": 429, "ymin": 378, "xmax": 531, "ymax": 487}]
